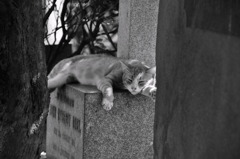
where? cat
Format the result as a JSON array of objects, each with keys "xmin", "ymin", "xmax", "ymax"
[{"xmin": 48, "ymin": 54, "xmax": 156, "ymax": 110}]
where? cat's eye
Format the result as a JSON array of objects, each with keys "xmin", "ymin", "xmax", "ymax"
[
  {"xmin": 138, "ymin": 81, "xmax": 145, "ymax": 86},
  {"xmin": 126, "ymin": 79, "xmax": 132, "ymax": 84}
]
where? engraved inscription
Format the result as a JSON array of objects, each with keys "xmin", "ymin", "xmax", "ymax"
[
  {"xmin": 50, "ymin": 105, "xmax": 57, "ymax": 118},
  {"xmin": 62, "ymin": 133, "xmax": 71, "ymax": 144},
  {"xmin": 71, "ymin": 139, "xmax": 75, "ymax": 147},
  {"xmin": 72, "ymin": 116, "xmax": 81, "ymax": 134},
  {"xmin": 53, "ymin": 127, "xmax": 76, "ymax": 147},
  {"xmin": 57, "ymin": 90, "xmax": 74, "ymax": 107},
  {"xmin": 52, "ymin": 143, "xmax": 75, "ymax": 159},
  {"xmin": 54, "ymin": 127, "xmax": 61, "ymax": 137},
  {"xmin": 52, "ymin": 143, "xmax": 58, "ymax": 151},
  {"xmin": 58, "ymin": 108, "xmax": 71, "ymax": 127}
]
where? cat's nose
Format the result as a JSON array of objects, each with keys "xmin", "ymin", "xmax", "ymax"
[{"xmin": 131, "ymin": 87, "xmax": 136, "ymax": 91}]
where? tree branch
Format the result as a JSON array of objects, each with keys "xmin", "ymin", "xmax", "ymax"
[
  {"xmin": 43, "ymin": 0, "xmax": 57, "ymax": 27},
  {"xmin": 101, "ymin": 23, "xmax": 117, "ymax": 51}
]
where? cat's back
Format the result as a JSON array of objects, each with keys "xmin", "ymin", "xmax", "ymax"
[
  {"xmin": 48, "ymin": 54, "xmax": 121, "ymax": 79},
  {"xmin": 71, "ymin": 54, "xmax": 119, "ymax": 71},
  {"xmin": 72, "ymin": 54, "xmax": 121, "ymax": 77}
]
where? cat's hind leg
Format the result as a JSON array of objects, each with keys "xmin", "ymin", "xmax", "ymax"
[{"xmin": 48, "ymin": 73, "xmax": 70, "ymax": 90}]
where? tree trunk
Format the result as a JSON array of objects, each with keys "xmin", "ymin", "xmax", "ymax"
[{"xmin": 0, "ymin": 0, "xmax": 48, "ymax": 159}]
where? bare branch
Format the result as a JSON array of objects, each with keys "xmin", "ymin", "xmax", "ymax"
[
  {"xmin": 43, "ymin": 0, "xmax": 57, "ymax": 27},
  {"xmin": 101, "ymin": 23, "xmax": 117, "ymax": 51},
  {"xmin": 61, "ymin": 0, "xmax": 70, "ymax": 35}
]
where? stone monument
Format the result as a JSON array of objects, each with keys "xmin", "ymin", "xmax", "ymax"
[{"xmin": 47, "ymin": 84, "xmax": 154, "ymax": 159}]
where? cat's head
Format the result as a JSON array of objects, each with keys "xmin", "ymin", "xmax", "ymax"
[{"xmin": 121, "ymin": 60, "xmax": 156, "ymax": 95}]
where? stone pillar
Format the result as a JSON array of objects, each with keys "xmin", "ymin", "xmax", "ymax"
[
  {"xmin": 47, "ymin": 85, "xmax": 154, "ymax": 159},
  {"xmin": 117, "ymin": 0, "xmax": 159, "ymax": 67}
]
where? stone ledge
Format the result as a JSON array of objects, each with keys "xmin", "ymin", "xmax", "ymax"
[{"xmin": 47, "ymin": 84, "xmax": 154, "ymax": 159}]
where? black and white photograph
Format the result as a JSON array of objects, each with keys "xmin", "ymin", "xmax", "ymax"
[{"xmin": 0, "ymin": 0, "xmax": 240, "ymax": 159}]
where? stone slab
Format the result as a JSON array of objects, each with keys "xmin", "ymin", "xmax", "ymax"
[
  {"xmin": 154, "ymin": 0, "xmax": 240, "ymax": 158},
  {"xmin": 47, "ymin": 84, "xmax": 154, "ymax": 159}
]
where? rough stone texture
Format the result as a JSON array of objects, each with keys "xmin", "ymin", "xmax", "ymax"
[
  {"xmin": 117, "ymin": 0, "xmax": 159, "ymax": 67},
  {"xmin": 47, "ymin": 85, "xmax": 154, "ymax": 159},
  {"xmin": 154, "ymin": 0, "xmax": 240, "ymax": 159}
]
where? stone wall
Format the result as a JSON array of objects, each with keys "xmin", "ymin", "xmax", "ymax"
[{"xmin": 154, "ymin": 0, "xmax": 240, "ymax": 159}]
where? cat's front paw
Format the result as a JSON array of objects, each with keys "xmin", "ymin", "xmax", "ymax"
[
  {"xmin": 149, "ymin": 87, "xmax": 157, "ymax": 101},
  {"xmin": 102, "ymin": 98, "xmax": 113, "ymax": 111}
]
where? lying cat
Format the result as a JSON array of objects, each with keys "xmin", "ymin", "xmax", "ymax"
[{"xmin": 48, "ymin": 54, "xmax": 156, "ymax": 110}]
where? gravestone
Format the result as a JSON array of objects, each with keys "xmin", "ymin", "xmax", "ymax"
[
  {"xmin": 154, "ymin": 0, "xmax": 240, "ymax": 158},
  {"xmin": 47, "ymin": 84, "xmax": 154, "ymax": 159}
]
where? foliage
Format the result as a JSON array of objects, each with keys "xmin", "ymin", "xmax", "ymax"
[{"xmin": 43, "ymin": 0, "xmax": 119, "ymax": 69}]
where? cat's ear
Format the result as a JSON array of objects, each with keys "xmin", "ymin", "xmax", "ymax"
[
  {"xmin": 146, "ymin": 66, "xmax": 156, "ymax": 74},
  {"xmin": 120, "ymin": 61, "xmax": 129, "ymax": 70}
]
